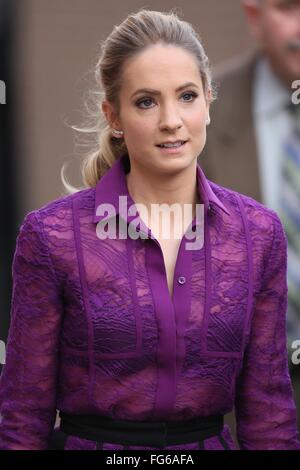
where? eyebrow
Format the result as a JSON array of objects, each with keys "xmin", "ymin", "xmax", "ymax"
[{"xmin": 130, "ymin": 82, "xmax": 200, "ymax": 99}]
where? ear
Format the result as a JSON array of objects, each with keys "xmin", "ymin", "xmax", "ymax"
[
  {"xmin": 242, "ymin": 0, "xmax": 264, "ymax": 42},
  {"xmin": 205, "ymin": 88, "xmax": 211, "ymax": 124},
  {"xmin": 206, "ymin": 87, "xmax": 212, "ymax": 103},
  {"xmin": 102, "ymin": 100, "xmax": 121, "ymax": 129}
]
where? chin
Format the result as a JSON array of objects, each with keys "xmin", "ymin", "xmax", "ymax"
[{"xmin": 159, "ymin": 157, "xmax": 195, "ymax": 172}]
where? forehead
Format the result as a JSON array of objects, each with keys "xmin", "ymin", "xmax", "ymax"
[{"xmin": 120, "ymin": 44, "xmax": 202, "ymax": 91}]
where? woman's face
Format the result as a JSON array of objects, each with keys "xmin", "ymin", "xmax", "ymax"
[{"xmin": 103, "ymin": 43, "xmax": 210, "ymax": 175}]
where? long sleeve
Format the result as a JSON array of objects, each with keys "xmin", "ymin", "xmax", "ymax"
[
  {"xmin": 0, "ymin": 211, "xmax": 64, "ymax": 449},
  {"xmin": 235, "ymin": 213, "xmax": 300, "ymax": 450}
]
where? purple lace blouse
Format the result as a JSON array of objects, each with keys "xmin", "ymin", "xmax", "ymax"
[{"xmin": 0, "ymin": 153, "xmax": 299, "ymax": 450}]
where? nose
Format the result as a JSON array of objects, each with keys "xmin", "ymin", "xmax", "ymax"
[{"xmin": 158, "ymin": 102, "xmax": 183, "ymax": 132}]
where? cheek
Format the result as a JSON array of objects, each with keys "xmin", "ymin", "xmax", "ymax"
[
  {"xmin": 188, "ymin": 112, "xmax": 207, "ymax": 135},
  {"xmin": 125, "ymin": 117, "xmax": 154, "ymax": 142},
  {"xmin": 264, "ymin": 13, "xmax": 292, "ymax": 47}
]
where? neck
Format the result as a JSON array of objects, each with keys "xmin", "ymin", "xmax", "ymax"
[{"xmin": 125, "ymin": 160, "xmax": 200, "ymax": 212}]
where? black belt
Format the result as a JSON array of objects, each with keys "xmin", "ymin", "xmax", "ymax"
[{"xmin": 58, "ymin": 411, "xmax": 224, "ymax": 447}]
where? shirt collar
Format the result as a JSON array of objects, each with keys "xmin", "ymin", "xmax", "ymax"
[
  {"xmin": 93, "ymin": 153, "xmax": 230, "ymax": 224},
  {"xmin": 254, "ymin": 56, "xmax": 290, "ymax": 116}
]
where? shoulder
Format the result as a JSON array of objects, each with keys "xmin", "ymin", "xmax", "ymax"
[
  {"xmin": 213, "ymin": 51, "xmax": 258, "ymax": 86},
  {"xmin": 210, "ymin": 52, "xmax": 258, "ymax": 118},
  {"xmin": 207, "ymin": 52, "xmax": 259, "ymax": 131},
  {"xmin": 19, "ymin": 187, "xmax": 95, "ymax": 233},
  {"xmin": 14, "ymin": 188, "xmax": 96, "ymax": 279},
  {"xmin": 36, "ymin": 187, "xmax": 95, "ymax": 217},
  {"xmin": 209, "ymin": 180, "xmax": 285, "ymax": 248}
]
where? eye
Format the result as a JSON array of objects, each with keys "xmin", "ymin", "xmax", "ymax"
[
  {"xmin": 135, "ymin": 90, "xmax": 199, "ymax": 109},
  {"xmin": 136, "ymin": 97, "xmax": 155, "ymax": 109},
  {"xmin": 181, "ymin": 91, "xmax": 198, "ymax": 102}
]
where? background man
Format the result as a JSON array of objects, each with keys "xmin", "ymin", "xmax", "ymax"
[{"xmin": 201, "ymin": 0, "xmax": 300, "ymax": 424}]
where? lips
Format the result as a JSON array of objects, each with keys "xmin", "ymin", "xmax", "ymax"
[
  {"xmin": 157, "ymin": 140, "xmax": 187, "ymax": 147},
  {"xmin": 156, "ymin": 140, "xmax": 188, "ymax": 154}
]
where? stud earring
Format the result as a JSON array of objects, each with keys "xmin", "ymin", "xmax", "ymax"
[
  {"xmin": 111, "ymin": 128, "xmax": 124, "ymax": 136},
  {"xmin": 206, "ymin": 117, "xmax": 210, "ymax": 125}
]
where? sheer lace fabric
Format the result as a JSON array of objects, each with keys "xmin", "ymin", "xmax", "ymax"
[{"xmin": 0, "ymin": 154, "xmax": 299, "ymax": 450}]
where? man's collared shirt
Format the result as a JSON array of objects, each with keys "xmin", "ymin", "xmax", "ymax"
[{"xmin": 253, "ymin": 56, "xmax": 292, "ymax": 211}]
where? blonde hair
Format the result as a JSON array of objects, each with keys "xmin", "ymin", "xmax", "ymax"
[{"xmin": 61, "ymin": 8, "xmax": 216, "ymax": 194}]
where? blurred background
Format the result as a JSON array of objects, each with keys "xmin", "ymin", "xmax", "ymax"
[{"xmin": 0, "ymin": 0, "xmax": 299, "ymax": 436}]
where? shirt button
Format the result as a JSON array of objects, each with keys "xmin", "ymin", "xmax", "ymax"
[{"xmin": 178, "ymin": 276, "xmax": 186, "ymax": 285}]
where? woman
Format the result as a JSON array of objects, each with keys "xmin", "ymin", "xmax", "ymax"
[{"xmin": 0, "ymin": 9, "xmax": 299, "ymax": 450}]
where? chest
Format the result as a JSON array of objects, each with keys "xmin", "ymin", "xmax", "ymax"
[
  {"xmin": 60, "ymin": 199, "xmax": 257, "ymax": 362},
  {"xmin": 146, "ymin": 213, "xmax": 186, "ymax": 299},
  {"xmin": 156, "ymin": 237, "xmax": 182, "ymax": 298}
]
